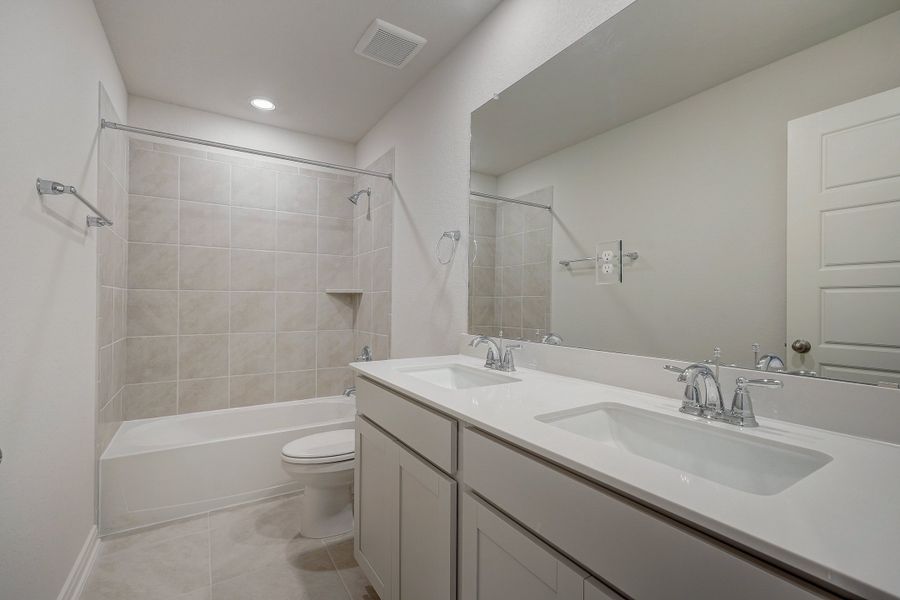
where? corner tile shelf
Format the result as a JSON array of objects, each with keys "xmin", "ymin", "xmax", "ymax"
[{"xmin": 325, "ymin": 289, "xmax": 364, "ymax": 294}]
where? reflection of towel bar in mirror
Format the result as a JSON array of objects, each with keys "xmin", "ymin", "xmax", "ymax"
[{"xmin": 559, "ymin": 251, "xmax": 638, "ymax": 267}]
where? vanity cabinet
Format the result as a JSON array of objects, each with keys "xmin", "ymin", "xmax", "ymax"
[
  {"xmin": 462, "ymin": 427, "xmax": 833, "ymax": 600},
  {"xmin": 355, "ymin": 374, "xmax": 839, "ymax": 600},
  {"xmin": 354, "ymin": 414, "xmax": 457, "ymax": 600}
]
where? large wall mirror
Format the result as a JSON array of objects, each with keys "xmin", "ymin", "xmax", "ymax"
[{"xmin": 468, "ymin": 0, "xmax": 900, "ymax": 386}]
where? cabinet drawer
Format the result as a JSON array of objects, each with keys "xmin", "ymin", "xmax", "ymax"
[
  {"xmin": 462, "ymin": 427, "xmax": 833, "ymax": 600},
  {"xmin": 356, "ymin": 376, "xmax": 457, "ymax": 474}
]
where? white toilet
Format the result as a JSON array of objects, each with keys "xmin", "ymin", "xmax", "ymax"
[{"xmin": 281, "ymin": 428, "xmax": 356, "ymax": 538}]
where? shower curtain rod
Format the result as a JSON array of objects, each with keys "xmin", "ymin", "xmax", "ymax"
[
  {"xmin": 100, "ymin": 120, "xmax": 392, "ymax": 180},
  {"xmin": 470, "ymin": 190, "xmax": 551, "ymax": 210}
]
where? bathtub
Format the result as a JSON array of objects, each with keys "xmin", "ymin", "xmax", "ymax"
[{"xmin": 99, "ymin": 397, "xmax": 355, "ymax": 535}]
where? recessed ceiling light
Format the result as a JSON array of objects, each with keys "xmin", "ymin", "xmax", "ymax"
[{"xmin": 250, "ymin": 97, "xmax": 275, "ymax": 111}]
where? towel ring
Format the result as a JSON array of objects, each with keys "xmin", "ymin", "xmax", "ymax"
[{"xmin": 436, "ymin": 230, "xmax": 461, "ymax": 265}]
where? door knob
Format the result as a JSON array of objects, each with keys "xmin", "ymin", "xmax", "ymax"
[{"xmin": 791, "ymin": 339, "xmax": 812, "ymax": 354}]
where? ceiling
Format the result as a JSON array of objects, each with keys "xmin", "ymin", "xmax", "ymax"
[
  {"xmin": 472, "ymin": 0, "xmax": 900, "ymax": 176},
  {"xmin": 94, "ymin": 0, "xmax": 502, "ymax": 142}
]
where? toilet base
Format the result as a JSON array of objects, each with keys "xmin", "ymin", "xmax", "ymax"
[{"xmin": 300, "ymin": 482, "xmax": 353, "ymax": 538}]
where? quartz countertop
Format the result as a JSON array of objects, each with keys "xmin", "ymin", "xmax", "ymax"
[{"xmin": 351, "ymin": 354, "xmax": 900, "ymax": 600}]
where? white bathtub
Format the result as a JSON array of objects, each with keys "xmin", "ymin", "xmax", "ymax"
[{"xmin": 99, "ymin": 397, "xmax": 355, "ymax": 535}]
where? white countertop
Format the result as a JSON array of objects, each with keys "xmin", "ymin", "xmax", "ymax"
[{"xmin": 351, "ymin": 354, "xmax": 900, "ymax": 600}]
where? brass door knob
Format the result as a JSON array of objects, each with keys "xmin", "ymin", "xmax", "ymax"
[{"xmin": 791, "ymin": 339, "xmax": 812, "ymax": 354}]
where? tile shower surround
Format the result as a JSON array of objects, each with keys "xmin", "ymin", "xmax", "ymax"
[
  {"xmin": 352, "ymin": 150, "xmax": 394, "ymax": 363},
  {"xmin": 123, "ymin": 139, "xmax": 386, "ymax": 419},
  {"xmin": 96, "ymin": 89, "xmax": 129, "ymax": 453},
  {"xmin": 469, "ymin": 188, "xmax": 552, "ymax": 342}
]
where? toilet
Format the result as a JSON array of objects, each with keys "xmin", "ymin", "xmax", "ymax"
[{"xmin": 281, "ymin": 428, "xmax": 356, "ymax": 538}]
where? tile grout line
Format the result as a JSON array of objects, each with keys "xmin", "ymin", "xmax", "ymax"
[
  {"xmin": 227, "ymin": 162, "xmax": 233, "ymax": 410},
  {"xmin": 175, "ymin": 154, "xmax": 181, "ymax": 415},
  {"xmin": 273, "ymin": 171, "xmax": 279, "ymax": 405},
  {"xmin": 322, "ymin": 538, "xmax": 355, "ymax": 600}
]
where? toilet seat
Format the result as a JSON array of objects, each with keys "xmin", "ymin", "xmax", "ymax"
[{"xmin": 281, "ymin": 429, "xmax": 355, "ymax": 465}]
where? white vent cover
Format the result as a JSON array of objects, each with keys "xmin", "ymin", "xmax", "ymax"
[{"xmin": 354, "ymin": 19, "xmax": 426, "ymax": 69}]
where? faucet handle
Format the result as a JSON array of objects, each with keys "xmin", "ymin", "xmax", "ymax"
[
  {"xmin": 502, "ymin": 344, "xmax": 522, "ymax": 372},
  {"xmin": 741, "ymin": 377, "xmax": 783, "ymax": 389},
  {"xmin": 729, "ymin": 377, "xmax": 782, "ymax": 427}
]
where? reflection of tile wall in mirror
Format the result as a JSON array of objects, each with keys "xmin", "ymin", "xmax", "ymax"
[{"xmin": 469, "ymin": 188, "xmax": 552, "ymax": 342}]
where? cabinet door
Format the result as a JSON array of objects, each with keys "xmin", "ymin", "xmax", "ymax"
[
  {"xmin": 585, "ymin": 578, "xmax": 625, "ymax": 600},
  {"xmin": 394, "ymin": 446, "xmax": 457, "ymax": 600},
  {"xmin": 461, "ymin": 492, "xmax": 587, "ymax": 600},
  {"xmin": 355, "ymin": 416, "xmax": 397, "ymax": 600}
]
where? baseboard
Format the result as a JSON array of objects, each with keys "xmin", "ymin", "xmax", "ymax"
[{"xmin": 57, "ymin": 525, "xmax": 99, "ymax": 600}]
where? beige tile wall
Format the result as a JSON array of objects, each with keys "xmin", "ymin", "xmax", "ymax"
[
  {"xmin": 352, "ymin": 150, "xmax": 394, "ymax": 361},
  {"xmin": 97, "ymin": 88, "xmax": 129, "ymax": 454},
  {"xmin": 468, "ymin": 188, "xmax": 552, "ymax": 342},
  {"xmin": 123, "ymin": 139, "xmax": 364, "ymax": 419}
]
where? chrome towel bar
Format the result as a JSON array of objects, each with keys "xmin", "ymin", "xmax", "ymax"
[
  {"xmin": 559, "ymin": 251, "xmax": 638, "ymax": 267},
  {"xmin": 36, "ymin": 178, "xmax": 113, "ymax": 227}
]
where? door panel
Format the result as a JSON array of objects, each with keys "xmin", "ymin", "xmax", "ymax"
[
  {"xmin": 354, "ymin": 416, "xmax": 397, "ymax": 600},
  {"xmin": 460, "ymin": 491, "xmax": 588, "ymax": 600},
  {"xmin": 786, "ymin": 85, "xmax": 900, "ymax": 384},
  {"xmin": 395, "ymin": 447, "xmax": 456, "ymax": 600}
]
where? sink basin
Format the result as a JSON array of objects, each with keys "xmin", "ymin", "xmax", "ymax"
[
  {"xmin": 398, "ymin": 364, "xmax": 519, "ymax": 390},
  {"xmin": 536, "ymin": 403, "xmax": 831, "ymax": 495}
]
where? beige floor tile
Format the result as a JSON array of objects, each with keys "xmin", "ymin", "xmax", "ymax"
[
  {"xmin": 211, "ymin": 547, "xmax": 349, "ymax": 600},
  {"xmin": 168, "ymin": 588, "xmax": 211, "ymax": 600},
  {"xmin": 100, "ymin": 514, "xmax": 209, "ymax": 557},
  {"xmin": 324, "ymin": 537, "xmax": 380, "ymax": 600},
  {"xmin": 81, "ymin": 532, "xmax": 210, "ymax": 600},
  {"xmin": 209, "ymin": 494, "xmax": 321, "ymax": 582}
]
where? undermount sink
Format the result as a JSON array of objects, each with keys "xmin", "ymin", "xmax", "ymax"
[
  {"xmin": 537, "ymin": 403, "xmax": 831, "ymax": 495},
  {"xmin": 398, "ymin": 364, "xmax": 520, "ymax": 390}
]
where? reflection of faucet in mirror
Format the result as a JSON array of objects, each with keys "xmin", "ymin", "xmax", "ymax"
[
  {"xmin": 541, "ymin": 332, "xmax": 563, "ymax": 345},
  {"xmin": 752, "ymin": 343, "xmax": 785, "ymax": 372}
]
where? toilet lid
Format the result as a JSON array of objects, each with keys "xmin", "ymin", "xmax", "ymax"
[{"xmin": 281, "ymin": 429, "xmax": 355, "ymax": 464}]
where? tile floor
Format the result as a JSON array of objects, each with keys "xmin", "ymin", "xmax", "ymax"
[{"xmin": 81, "ymin": 493, "xmax": 379, "ymax": 600}]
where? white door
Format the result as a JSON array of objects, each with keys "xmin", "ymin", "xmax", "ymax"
[
  {"xmin": 354, "ymin": 416, "xmax": 397, "ymax": 600},
  {"xmin": 460, "ymin": 492, "xmax": 588, "ymax": 600},
  {"xmin": 787, "ymin": 86, "xmax": 900, "ymax": 385},
  {"xmin": 394, "ymin": 446, "xmax": 456, "ymax": 600}
]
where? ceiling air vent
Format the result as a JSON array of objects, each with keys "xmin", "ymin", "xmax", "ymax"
[{"xmin": 354, "ymin": 19, "xmax": 426, "ymax": 69}]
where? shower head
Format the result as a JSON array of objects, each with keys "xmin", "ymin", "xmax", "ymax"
[{"xmin": 348, "ymin": 188, "xmax": 371, "ymax": 205}]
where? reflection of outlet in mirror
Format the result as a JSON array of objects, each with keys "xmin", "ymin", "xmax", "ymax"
[{"xmin": 601, "ymin": 263, "xmax": 613, "ymax": 274}]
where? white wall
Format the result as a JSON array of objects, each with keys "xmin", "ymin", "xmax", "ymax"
[
  {"xmin": 128, "ymin": 96, "xmax": 355, "ymax": 166},
  {"xmin": 495, "ymin": 11, "xmax": 900, "ymax": 364},
  {"xmin": 470, "ymin": 171, "xmax": 498, "ymax": 195},
  {"xmin": 356, "ymin": 0, "xmax": 637, "ymax": 358},
  {"xmin": 0, "ymin": 1, "xmax": 127, "ymax": 598}
]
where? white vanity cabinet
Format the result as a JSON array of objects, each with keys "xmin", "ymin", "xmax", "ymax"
[
  {"xmin": 354, "ymin": 373, "xmax": 840, "ymax": 600},
  {"xmin": 354, "ymin": 383, "xmax": 457, "ymax": 600}
]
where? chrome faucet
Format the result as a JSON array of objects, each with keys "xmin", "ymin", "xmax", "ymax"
[
  {"xmin": 664, "ymin": 363, "xmax": 725, "ymax": 417},
  {"xmin": 469, "ymin": 335, "xmax": 520, "ymax": 372},
  {"xmin": 665, "ymin": 348, "xmax": 783, "ymax": 428},
  {"xmin": 357, "ymin": 345, "xmax": 373, "ymax": 362}
]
